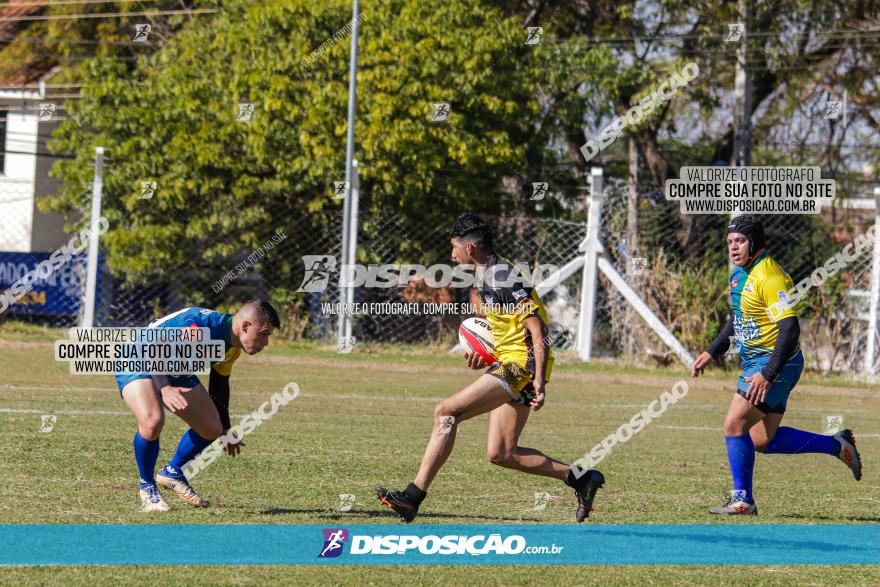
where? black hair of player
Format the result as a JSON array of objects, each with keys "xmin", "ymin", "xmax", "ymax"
[
  {"xmin": 450, "ymin": 213, "xmax": 494, "ymax": 251},
  {"xmin": 240, "ymin": 298, "xmax": 281, "ymax": 328}
]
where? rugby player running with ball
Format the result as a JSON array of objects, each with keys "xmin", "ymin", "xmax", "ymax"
[{"xmin": 376, "ymin": 214, "xmax": 605, "ymax": 523}]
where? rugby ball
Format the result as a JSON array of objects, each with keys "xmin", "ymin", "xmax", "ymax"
[{"xmin": 458, "ymin": 317, "xmax": 497, "ymax": 364}]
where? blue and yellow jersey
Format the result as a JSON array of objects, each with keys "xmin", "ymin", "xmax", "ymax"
[
  {"xmin": 729, "ymin": 252, "xmax": 799, "ymax": 360},
  {"xmin": 480, "ymin": 255, "xmax": 554, "ymax": 379},
  {"xmin": 147, "ymin": 307, "xmax": 241, "ymax": 375}
]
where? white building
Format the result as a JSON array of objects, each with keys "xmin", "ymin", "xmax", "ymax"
[{"xmin": 0, "ymin": 76, "xmax": 67, "ymax": 253}]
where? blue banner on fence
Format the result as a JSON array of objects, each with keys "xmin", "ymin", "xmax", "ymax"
[
  {"xmin": 0, "ymin": 251, "xmax": 100, "ymax": 316},
  {"xmin": 0, "ymin": 524, "xmax": 877, "ymax": 565}
]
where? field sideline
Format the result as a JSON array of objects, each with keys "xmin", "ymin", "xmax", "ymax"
[{"xmin": 1, "ymin": 323, "xmax": 878, "ymax": 585}]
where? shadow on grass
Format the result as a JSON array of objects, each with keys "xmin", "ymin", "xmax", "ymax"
[{"xmin": 259, "ymin": 507, "xmax": 539, "ymax": 522}]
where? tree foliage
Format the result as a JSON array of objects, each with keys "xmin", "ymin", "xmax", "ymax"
[
  {"xmin": 32, "ymin": 0, "xmax": 880, "ymax": 294},
  {"xmin": 43, "ymin": 0, "xmax": 544, "ymax": 286}
]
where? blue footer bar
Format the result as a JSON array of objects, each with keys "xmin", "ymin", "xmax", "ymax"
[{"xmin": 1, "ymin": 524, "xmax": 877, "ymax": 565}]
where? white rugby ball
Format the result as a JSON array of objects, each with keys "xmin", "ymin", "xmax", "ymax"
[{"xmin": 458, "ymin": 317, "xmax": 497, "ymax": 364}]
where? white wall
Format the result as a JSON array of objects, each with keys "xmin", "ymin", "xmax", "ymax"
[
  {"xmin": 0, "ymin": 109, "xmax": 38, "ymax": 252},
  {"xmin": 31, "ymin": 119, "xmax": 67, "ymax": 251}
]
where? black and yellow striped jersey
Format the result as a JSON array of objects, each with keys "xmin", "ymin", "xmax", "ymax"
[{"xmin": 479, "ymin": 255, "xmax": 554, "ymax": 379}]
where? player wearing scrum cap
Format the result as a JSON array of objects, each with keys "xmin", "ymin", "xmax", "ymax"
[
  {"xmin": 692, "ymin": 215, "xmax": 862, "ymax": 515},
  {"xmin": 376, "ymin": 213, "xmax": 605, "ymax": 523}
]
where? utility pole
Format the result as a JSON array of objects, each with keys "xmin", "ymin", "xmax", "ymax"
[
  {"xmin": 730, "ymin": 0, "xmax": 752, "ymax": 260},
  {"xmin": 733, "ymin": 0, "xmax": 752, "ymax": 169},
  {"xmin": 81, "ymin": 147, "xmax": 104, "ymax": 328},
  {"xmin": 338, "ymin": 0, "xmax": 361, "ymax": 342}
]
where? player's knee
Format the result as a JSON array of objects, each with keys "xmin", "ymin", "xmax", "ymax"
[
  {"xmin": 200, "ymin": 420, "xmax": 224, "ymax": 441},
  {"xmin": 722, "ymin": 417, "xmax": 749, "ymax": 436},
  {"xmin": 433, "ymin": 400, "xmax": 458, "ymax": 420},
  {"xmin": 487, "ymin": 448, "xmax": 514, "ymax": 467},
  {"xmin": 139, "ymin": 413, "xmax": 164, "ymax": 440},
  {"xmin": 752, "ymin": 429, "xmax": 774, "ymax": 453}
]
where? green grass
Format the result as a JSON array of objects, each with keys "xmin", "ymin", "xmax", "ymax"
[{"xmin": 1, "ymin": 324, "xmax": 878, "ymax": 584}]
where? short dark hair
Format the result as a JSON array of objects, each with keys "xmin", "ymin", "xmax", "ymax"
[
  {"xmin": 450, "ymin": 213, "xmax": 494, "ymax": 250},
  {"xmin": 237, "ymin": 298, "xmax": 280, "ymax": 328}
]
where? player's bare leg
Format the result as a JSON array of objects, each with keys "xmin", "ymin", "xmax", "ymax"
[
  {"xmin": 156, "ymin": 384, "xmax": 221, "ymax": 507},
  {"xmin": 122, "ymin": 378, "xmax": 165, "ymax": 442},
  {"xmin": 486, "ymin": 400, "xmax": 604, "ymax": 521},
  {"xmin": 414, "ymin": 374, "xmax": 512, "ymax": 490},
  {"xmin": 723, "ymin": 392, "xmax": 767, "ymax": 436},
  {"xmin": 486, "ymin": 401, "xmax": 568, "ymax": 479},
  {"xmin": 169, "ymin": 384, "xmax": 224, "ymax": 441},
  {"xmin": 122, "ymin": 379, "xmax": 170, "ymax": 512},
  {"xmin": 749, "ymin": 412, "xmax": 784, "ymax": 452},
  {"xmin": 376, "ymin": 374, "xmax": 511, "ymax": 522}
]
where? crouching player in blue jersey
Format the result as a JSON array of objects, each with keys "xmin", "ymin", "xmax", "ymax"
[
  {"xmin": 116, "ymin": 299, "xmax": 279, "ymax": 512},
  {"xmin": 692, "ymin": 216, "xmax": 862, "ymax": 515}
]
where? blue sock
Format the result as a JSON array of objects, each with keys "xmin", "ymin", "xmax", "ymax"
[
  {"xmin": 133, "ymin": 432, "xmax": 160, "ymax": 488},
  {"xmin": 725, "ymin": 434, "xmax": 755, "ymax": 503},
  {"xmin": 169, "ymin": 429, "xmax": 213, "ymax": 470},
  {"xmin": 765, "ymin": 426, "xmax": 840, "ymax": 455}
]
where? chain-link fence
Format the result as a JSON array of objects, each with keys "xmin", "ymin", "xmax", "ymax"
[
  {"xmin": 3, "ymin": 167, "xmax": 878, "ymax": 374},
  {"xmin": 84, "ymin": 206, "xmax": 586, "ymax": 352},
  {"xmin": 593, "ymin": 177, "xmax": 877, "ymax": 372},
  {"xmin": 335, "ymin": 213, "xmax": 588, "ymax": 348},
  {"xmin": 0, "ymin": 180, "xmax": 32, "ymax": 252}
]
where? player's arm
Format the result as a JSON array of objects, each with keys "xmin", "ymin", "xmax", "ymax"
[
  {"xmin": 209, "ymin": 366, "xmax": 244, "ymax": 456},
  {"xmin": 208, "ymin": 367, "xmax": 231, "ymax": 430},
  {"xmin": 760, "ymin": 316, "xmax": 800, "ymax": 381},
  {"xmin": 522, "ymin": 314, "xmax": 548, "ymax": 411},
  {"xmin": 692, "ymin": 315, "xmax": 734, "ymax": 378}
]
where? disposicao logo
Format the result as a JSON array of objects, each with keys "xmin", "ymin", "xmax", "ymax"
[
  {"xmin": 316, "ymin": 529, "xmax": 560, "ymax": 558},
  {"xmin": 318, "ymin": 528, "xmax": 349, "ymax": 558}
]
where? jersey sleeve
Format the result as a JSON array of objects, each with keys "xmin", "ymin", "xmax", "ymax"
[
  {"xmin": 208, "ymin": 367, "xmax": 231, "ymax": 430},
  {"xmin": 707, "ymin": 314, "xmax": 735, "ymax": 358},
  {"xmin": 760, "ymin": 271, "xmax": 797, "ymax": 322},
  {"xmin": 189, "ymin": 309, "xmax": 236, "ymax": 372}
]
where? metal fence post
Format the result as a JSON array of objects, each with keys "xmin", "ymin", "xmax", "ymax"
[
  {"xmin": 865, "ymin": 185, "xmax": 880, "ymax": 374},
  {"xmin": 80, "ymin": 146, "xmax": 103, "ymax": 328},
  {"xmin": 577, "ymin": 167, "xmax": 604, "ymax": 361},
  {"xmin": 344, "ymin": 160, "xmax": 360, "ymax": 340}
]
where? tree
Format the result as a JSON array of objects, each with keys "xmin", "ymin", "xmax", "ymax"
[
  {"xmin": 505, "ymin": 0, "xmax": 880, "ymax": 258},
  {"xmin": 43, "ymin": 0, "xmax": 542, "ymax": 298},
  {"xmin": 0, "ymin": 1, "xmax": 217, "ymax": 86}
]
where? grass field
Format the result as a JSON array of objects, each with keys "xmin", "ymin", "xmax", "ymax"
[{"xmin": 1, "ymin": 322, "xmax": 878, "ymax": 585}]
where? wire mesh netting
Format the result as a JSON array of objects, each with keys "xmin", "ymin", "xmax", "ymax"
[
  {"xmin": 348, "ymin": 213, "xmax": 589, "ymax": 348},
  {"xmin": 594, "ymin": 178, "xmax": 877, "ymax": 371},
  {"xmin": 2, "ymin": 172, "xmax": 878, "ymax": 373}
]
